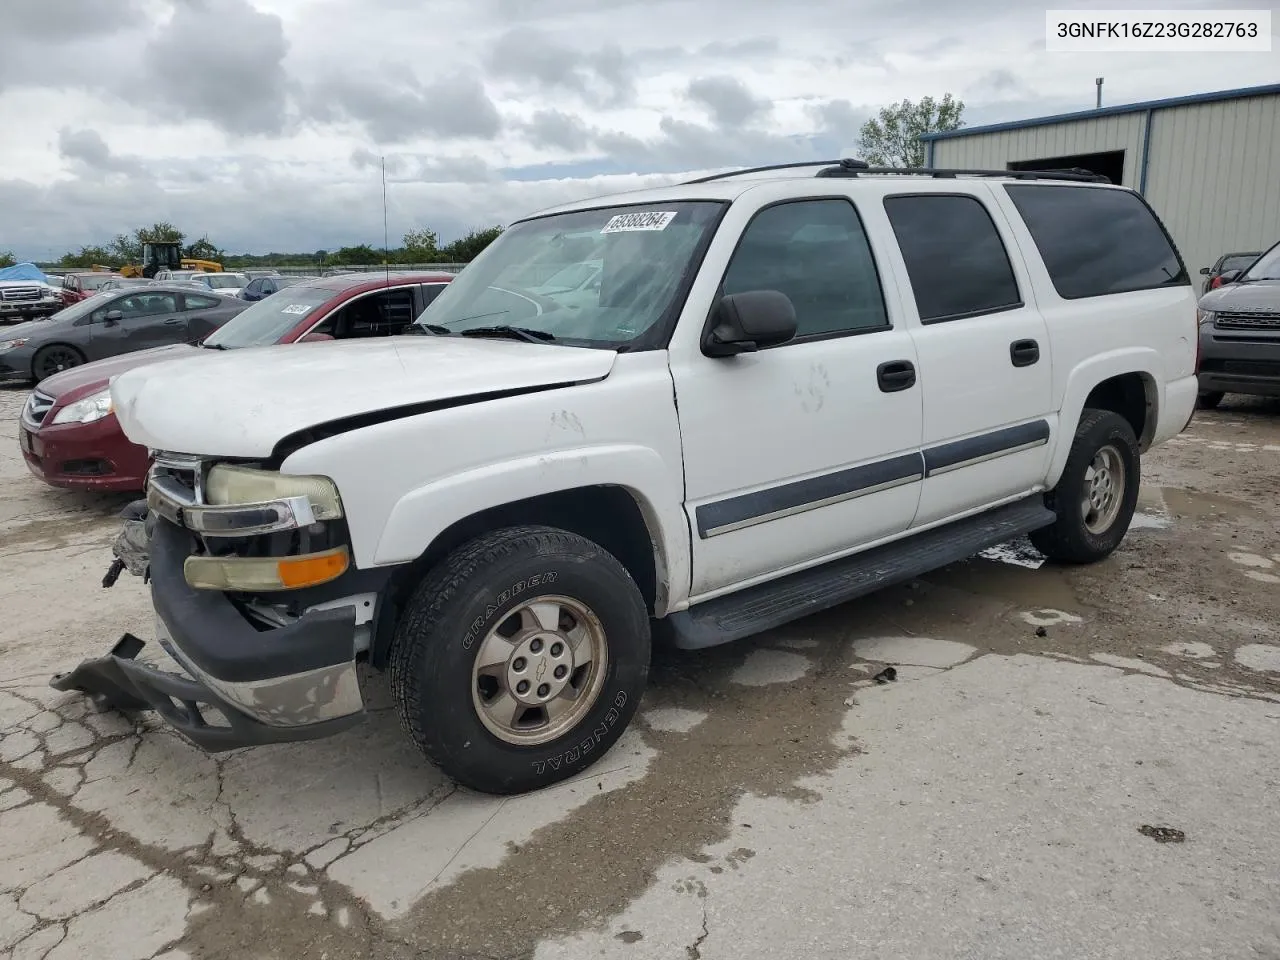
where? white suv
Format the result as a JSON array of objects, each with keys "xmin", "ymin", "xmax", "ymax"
[{"xmin": 56, "ymin": 160, "xmax": 1199, "ymax": 794}]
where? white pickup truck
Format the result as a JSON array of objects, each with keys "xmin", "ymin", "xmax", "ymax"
[{"xmin": 53, "ymin": 160, "xmax": 1200, "ymax": 794}]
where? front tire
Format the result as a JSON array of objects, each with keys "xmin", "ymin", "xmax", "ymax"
[
  {"xmin": 1030, "ymin": 409, "xmax": 1140, "ymax": 565},
  {"xmin": 389, "ymin": 525, "xmax": 650, "ymax": 795},
  {"xmin": 32, "ymin": 344, "xmax": 85, "ymax": 382}
]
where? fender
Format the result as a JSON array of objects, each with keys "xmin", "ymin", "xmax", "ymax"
[
  {"xmin": 371, "ymin": 444, "xmax": 691, "ymax": 614},
  {"xmin": 1048, "ymin": 347, "xmax": 1161, "ymax": 488}
]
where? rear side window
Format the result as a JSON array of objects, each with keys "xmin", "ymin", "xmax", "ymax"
[
  {"xmin": 883, "ymin": 194, "xmax": 1022, "ymax": 323},
  {"xmin": 1004, "ymin": 185, "xmax": 1188, "ymax": 299},
  {"xmin": 183, "ymin": 294, "xmax": 222, "ymax": 310}
]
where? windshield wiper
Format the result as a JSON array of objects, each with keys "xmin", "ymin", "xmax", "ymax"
[
  {"xmin": 200, "ymin": 341, "xmax": 227, "ymax": 350},
  {"xmin": 402, "ymin": 323, "xmax": 452, "ymax": 335},
  {"xmin": 459, "ymin": 325, "xmax": 555, "ymax": 344}
]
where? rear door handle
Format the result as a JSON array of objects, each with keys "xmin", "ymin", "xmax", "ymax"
[
  {"xmin": 1010, "ymin": 339, "xmax": 1040, "ymax": 367},
  {"xmin": 877, "ymin": 360, "xmax": 916, "ymax": 393}
]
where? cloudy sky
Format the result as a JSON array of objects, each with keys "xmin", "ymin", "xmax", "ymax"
[{"xmin": 1, "ymin": 0, "xmax": 1276, "ymax": 259}]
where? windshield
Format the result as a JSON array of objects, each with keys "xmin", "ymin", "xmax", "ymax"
[
  {"xmin": 203, "ymin": 286, "xmax": 332, "ymax": 348},
  {"xmin": 80, "ymin": 274, "xmax": 115, "ymax": 291},
  {"xmin": 1221, "ymin": 254, "xmax": 1260, "ymax": 273},
  {"xmin": 206, "ymin": 274, "xmax": 245, "ymax": 289},
  {"xmin": 414, "ymin": 202, "xmax": 725, "ymax": 347},
  {"xmin": 51, "ymin": 292, "xmax": 114, "ymax": 321},
  {"xmin": 1240, "ymin": 244, "xmax": 1280, "ymax": 281}
]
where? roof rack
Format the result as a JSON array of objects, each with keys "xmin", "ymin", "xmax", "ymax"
[{"xmin": 683, "ymin": 158, "xmax": 1111, "ymax": 185}]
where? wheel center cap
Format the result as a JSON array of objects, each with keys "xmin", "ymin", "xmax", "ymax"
[{"xmin": 507, "ymin": 633, "xmax": 574, "ymax": 705}]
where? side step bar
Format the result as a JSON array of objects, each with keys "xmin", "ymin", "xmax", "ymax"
[{"xmin": 667, "ymin": 496, "xmax": 1055, "ymax": 650}]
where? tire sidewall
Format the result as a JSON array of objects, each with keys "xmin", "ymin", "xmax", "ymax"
[
  {"xmin": 413, "ymin": 544, "xmax": 649, "ymax": 793},
  {"xmin": 1064, "ymin": 414, "xmax": 1141, "ymax": 555}
]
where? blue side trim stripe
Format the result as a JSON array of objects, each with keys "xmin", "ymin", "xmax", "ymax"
[{"xmin": 694, "ymin": 419, "xmax": 1053, "ymax": 539}]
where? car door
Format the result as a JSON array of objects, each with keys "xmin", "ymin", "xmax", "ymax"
[
  {"xmin": 669, "ymin": 195, "xmax": 924, "ymax": 599},
  {"xmin": 88, "ymin": 292, "xmax": 186, "ymax": 359},
  {"xmin": 879, "ymin": 187, "xmax": 1054, "ymax": 529},
  {"xmin": 180, "ymin": 293, "xmax": 231, "ymax": 340}
]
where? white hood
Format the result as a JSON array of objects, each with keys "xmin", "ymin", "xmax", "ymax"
[{"xmin": 111, "ymin": 337, "xmax": 617, "ymax": 458}]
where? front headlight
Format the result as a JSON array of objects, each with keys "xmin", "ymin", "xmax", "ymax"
[
  {"xmin": 205, "ymin": 464, "xmax": 343, "ymax": 520},
  {"xmin": 1197, "ymin": 309, "xmax": 1216, "ymax": 325},
  {"xmin": 52, "ymin": 387, "xmax": 113, "ymax": 424},
  {"xmin": 0, "ymin": 339, "xmax": 29, "ymax": 353}
]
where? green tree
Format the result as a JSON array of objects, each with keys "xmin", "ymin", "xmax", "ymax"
[
  {"xmin": 857, "ymin": 94, "xmax": 965, "ymax": 168},
  {"xmin": 315, "ymin": 250, "xmax": 328, "ymax": 268},
  {"xmin": 441, "ymin": 226, "xmax": 503, "ymax": 263},
  {"xmin": 59, "ymin": 245, "xmax": 114, "ymax": 268},
  {"xmin": 0, "ymin": 251, "xmax": 15, "ymax": 268},
  {"xmin": 402, "ymin": 227, "xmax": 439, "ymax": 263},
  {"xmin": 331, "ymin": 244, "xmax": 382, "ymax": 265},
  {"xmin": 185, "ymin": 235, "xmax": 224, "ymax": 262},
  {"xmin": 109, "ymin": 233, "xmax": 141, "ymax": 265}
]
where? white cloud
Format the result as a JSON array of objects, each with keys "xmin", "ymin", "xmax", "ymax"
[{"xmin": 0, "ymin": 0, "xmax": 1276, "ymax": 258}]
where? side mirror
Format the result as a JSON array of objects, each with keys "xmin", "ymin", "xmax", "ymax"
[
  {"xmin": 300, "ymin": 332, "xmax": 334, "ymax": 342},
  {"xmin": 104, "ymin": 310, "xmax": 123, "ymax": 325},
  {"xmin": 1199, "ymin": 266, "xmax": 1210, "ymax": 275},
  {"xmin": 703, "ymin": 290, "xmax": 798, "ymax": 357}
]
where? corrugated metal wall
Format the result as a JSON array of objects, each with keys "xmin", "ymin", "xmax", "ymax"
[
  {"xmin": 930, "ymin": 114, "xmax": 1146, "ymax": 186},
  {"xmin": 929, "ymin": 92, "xmax": 1280, "ymax": 278},
  {"xmin": 1144, "ymin": 95, "xmax": 1280, "ymax": 275}
]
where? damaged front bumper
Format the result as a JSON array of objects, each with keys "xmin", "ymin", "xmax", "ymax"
[{"xmin": 52, "ymin": 503, "xmax": 367, "ymax": 752}]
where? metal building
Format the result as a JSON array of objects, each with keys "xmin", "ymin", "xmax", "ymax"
[{"xmin": 921, "ymin": 83, "xmax": 1280, "ymax": 279}]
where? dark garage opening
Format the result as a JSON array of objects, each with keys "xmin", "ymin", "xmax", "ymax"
[{"xmin": 1008, "ymin": 149, "xmax": 1125, "ymax": 185}]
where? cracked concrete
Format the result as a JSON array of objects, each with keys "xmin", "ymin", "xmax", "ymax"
[{"xmin": 3, "ymin": 390, "xmax": 1280, "ymax": 959}]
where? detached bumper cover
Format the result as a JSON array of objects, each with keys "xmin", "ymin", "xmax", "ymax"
[
  {"xmin": 50, "ymin": 634, "xmax": 361, "ymax": 751},
  {"xmin": 51, "ymin": 515, "xmax": 367, "ymax": 751}
]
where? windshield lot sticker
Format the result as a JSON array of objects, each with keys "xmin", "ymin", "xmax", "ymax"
[
  {"xmin": 280, "ymin": 304, "xmax": 313, "ymax": 315},
  {"xmin": 601, "ymin": 211, "xmax": 677, "ymax": 233}
]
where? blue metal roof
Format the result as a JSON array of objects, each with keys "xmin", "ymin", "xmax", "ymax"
[{"xmin": 920, "ymin": 82, "xmax": 1280, "ymax": 142}]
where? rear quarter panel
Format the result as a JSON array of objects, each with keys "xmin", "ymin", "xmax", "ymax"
[{"xmin": 988, "ymin": 187, "xmax": 1198, "ymax": 487}]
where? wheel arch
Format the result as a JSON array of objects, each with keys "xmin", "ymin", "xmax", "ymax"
[
  {"xmin": 1049, "ymin": 352, "xmax": 1160, "ymax": 488},
  {"xmin": 368, "ymin": 483, "xmax": 674, "ymax": 670},
  {"xmin": 30, "ymin": 341, "xmax": 87, "ymax": 380}
]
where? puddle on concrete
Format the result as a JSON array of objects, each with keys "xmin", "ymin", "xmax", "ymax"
[{"xmin": 1158, "ymin": 487, "xmax": 1255, "ymax": 521}]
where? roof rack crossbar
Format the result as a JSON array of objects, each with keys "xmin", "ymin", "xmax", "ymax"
[{"xmin": 681, "ymin": 159, "xmax": 1111, "ymax": 185}]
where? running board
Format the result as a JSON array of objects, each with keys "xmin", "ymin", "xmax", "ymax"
[{"xmin": 667, "ymin": 497, "xmax": 1056, "ymax": 650}]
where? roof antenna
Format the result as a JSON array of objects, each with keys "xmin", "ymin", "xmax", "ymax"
[
  {"xmin": 381, "ymin": 154, "xmax": 391, "ymax": 287},
  {"xmin": 1095, "ymin": 77, "xmax": 1104, "ymax": 109}
]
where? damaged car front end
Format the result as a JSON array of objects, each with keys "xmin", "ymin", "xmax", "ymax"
[{"xmin": 51, "ymin": 453, "xmax": 381, "ymax": 751}]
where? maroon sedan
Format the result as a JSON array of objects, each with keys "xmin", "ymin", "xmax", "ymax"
[{"xmin": 20, "ymin": 272, "xmax": 453, "ymax": 492}]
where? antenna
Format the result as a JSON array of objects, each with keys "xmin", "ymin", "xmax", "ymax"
[
  {"xmin": 381, "ymin": 155, "xmax": 391, "ymax": 286},
  {"xmin": 1095, "ymin": 77, "xmax": 1104, "ymax": 109}
]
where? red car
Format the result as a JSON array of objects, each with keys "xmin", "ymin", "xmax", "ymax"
[
  {"xmin": 20, "ymin": 272, "xmax": 453, "ymax": 491},
  {"xmin": 60, "ymin": 272, "xmax": 124, "ymax": 306}
]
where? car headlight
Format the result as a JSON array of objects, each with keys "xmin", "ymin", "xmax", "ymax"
[
  {"xmin": 205, "ymin": 464, "xmax": 344, "ymax": 520},
  {"xmin": 1197, "ymin": 309, "xmax": 1216, "ymax": 325},
  {"xmin": 51, "ymin": 387, "xmax": 113, "ymax": 424},
  {"xmin": 0, "ymin": 339, "xmax": 29, "ymax": 353}
]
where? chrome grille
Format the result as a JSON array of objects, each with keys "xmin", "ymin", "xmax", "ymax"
[
  {"xmin": 148, "ymin": 453, "xmax": 205, "ymax": 503},
  {"xmin": 22, "ymin": 391, "xmax": 54, "ymax": 427},
  {"xmin": 0, "ymin": 285, "xmax": 42, "ymax": 303},
  {"xmin": 1216, "ymin": 311, "xmax": 1280, "ymax": 330}
]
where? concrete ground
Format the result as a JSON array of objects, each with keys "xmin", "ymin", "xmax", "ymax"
[{"xmin": 2, "ymin": 383, "xmax": 1278, "ymax": 960}]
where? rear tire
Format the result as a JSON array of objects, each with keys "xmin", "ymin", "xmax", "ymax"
[
  {"xmin": 1030, "ymin": 409, "xmax": 1140, "ymax": 565},
  {"xmin": 389, "ymin": 525, "xmax": 650, "ymax": 795},
  {"xmin": 1196, "ymin": 391, "xmax": 1224, "ymax": 410}
]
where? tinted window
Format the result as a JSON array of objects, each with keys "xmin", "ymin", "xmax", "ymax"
[
  {"xmin": 421, "ymin": 282, "xmax": 449, "ymax": 306},
  {"xmin": 183, "ymin": 294, "xmax": 222, "ymax": 310},
  {"xmin": 883, "ymin": 194, "xmax": 1021, "ymax": 323},
  {"xmin": 721, "ymin": 199, "xmax": 888, "ymax": 338},
  {"xmin": 334, "ymin": 289, "xmax": 417, "ymax": 338},
  {"xmin": 1004, "ymin": 185, "xmax": 1187, "ymax": 299}
]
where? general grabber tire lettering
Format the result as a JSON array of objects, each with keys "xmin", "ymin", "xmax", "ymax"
[
  {"xmin": 1030, "ymin": 408, "xmax": 1141, "ymax": 565},
  {"xmin": 388, "ymin": 525, "xmax": 650, "ymax": 795}
]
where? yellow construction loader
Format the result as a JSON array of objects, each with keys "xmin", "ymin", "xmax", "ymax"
[{"xmin": 118, "ymin": 242, "xmax": 222, "ymax": 279}]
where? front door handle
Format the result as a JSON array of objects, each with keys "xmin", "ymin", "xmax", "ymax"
[
  {"xmin": 877, "ymin": 359, "xmax": 916, "ymax": 393},
  {"xmin": 1010, "ymin": 339, "xmax": 1040, "ymax": 367},
  {"xmin": 163, "ymin": 318, "xmax": 183, "ymax": 325}
]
